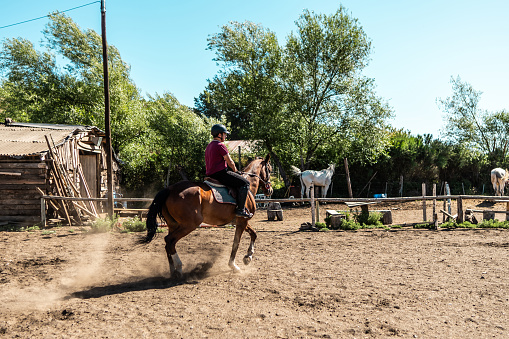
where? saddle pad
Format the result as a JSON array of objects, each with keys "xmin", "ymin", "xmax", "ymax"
[{"xmin": 204, "ymin": 181, "xmax": 236, "ymax": 205}]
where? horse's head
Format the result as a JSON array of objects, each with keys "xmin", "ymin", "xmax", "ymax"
[{"xmin": 260, "ymin": 154, "xmax": 273, "ymax": 196}]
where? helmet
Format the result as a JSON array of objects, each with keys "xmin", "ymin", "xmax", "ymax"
[{"xmin": 211, "ymin": 124, "xmax": 229, "ymax": 137}]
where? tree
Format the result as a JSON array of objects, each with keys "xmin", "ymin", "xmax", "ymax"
[
  {"xmin": 439, "ymin": 76, "xmax": 509, "ymax": 161},
  {"xmin": 284, "ymin": 8, "xmax": 392, "ymax": 169},
  {"xmin": 0, "ymin": 12, "xmax": 144, "ymax": 151},
  {"xmin": 119, "ymin": 93, "xmax": 212, "ymax": 191},
  {"xmin": 201, "ymin": 20, "xmax": 296, "ymax": 184},
  {"xmin": 197, "ymin": 7, "xmax": 393, "ymax": 187},
  {"xmin": 0, "ymin": 13, "xmax": 210, "ymax": 192}
]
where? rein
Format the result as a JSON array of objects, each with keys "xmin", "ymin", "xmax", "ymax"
[{"xmin": 238, "ymin": 171, "xmax": 272, "ymax": 190}]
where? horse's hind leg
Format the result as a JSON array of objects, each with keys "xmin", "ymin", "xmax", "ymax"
[
  {"xmin": 229, "ymin": 220, "xmax": 249, "ymax": 272},
  {"xmin": 243, "ymin": 223, "xmax": 257, "ymax": 265},
  {"xmin": 164, "ymin": 223, "xmax": 199, "ymax": 279}
]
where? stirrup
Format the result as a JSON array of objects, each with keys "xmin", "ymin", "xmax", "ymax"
[{"xmin": 235, "ymin": 208, "xmax": 253, "ymax": 218}]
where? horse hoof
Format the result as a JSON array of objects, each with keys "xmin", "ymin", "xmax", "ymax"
[
  {"xmin": 171, "ymin": 270, "xmax": 183, "ymax": 280},
  {"xmin": 243, "ymin": 256, "xmax": 252, "ymax": 265},
  {"xmin": 229, "ymin": 263, "xmax": 241, "ymax": 273}
]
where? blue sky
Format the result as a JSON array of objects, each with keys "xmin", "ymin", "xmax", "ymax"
[{"xmin": 1, "ymin": 0, "xmax": 508, "ymax": 138}]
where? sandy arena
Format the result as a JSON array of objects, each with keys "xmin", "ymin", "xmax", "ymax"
[{"xmin": 0, "ymin": 199, "xmax": 508, "ymax": 338}]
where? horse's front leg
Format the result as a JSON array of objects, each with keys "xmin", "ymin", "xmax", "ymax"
[
  {"xmin": 229, "ymin": 221, "xmax": 247, "ymax": 273},
  {"xmin": 243, "ymin": 223, "xmax": 257, "ymax": 265}
]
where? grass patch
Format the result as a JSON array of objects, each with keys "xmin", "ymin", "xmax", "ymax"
[
  {"xmin": 324, "ymin": 211, "xmax": 386, "ymax": 230},
  {"xmin": 120, "ymin": 217, "xmax": 146, "ymax": 233},
  {"xmin": 89, "ymin": 215, "xmax": 119, "ymax": 233},
  {"xmin": 439, "ymin": 219, "xmax": 509, "ymax": 229}
]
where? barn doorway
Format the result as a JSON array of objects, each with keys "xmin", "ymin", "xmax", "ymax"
[{"xmin": 79, "ymin": 153, "xmax": 100, "ymax": 210}]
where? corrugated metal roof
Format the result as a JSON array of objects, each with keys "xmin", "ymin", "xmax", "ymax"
[
  {"xmin": 224, "ymin": 140, "xmax": 262, "ymax": 154},
  {"xmin": 0, "ymin": 125, "xmax": 74, "ymax": 157}
]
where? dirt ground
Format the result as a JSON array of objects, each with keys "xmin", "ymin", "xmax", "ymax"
[{"xmin": 1, "ymin": 199, "xmax": 508, "ymax": 338}]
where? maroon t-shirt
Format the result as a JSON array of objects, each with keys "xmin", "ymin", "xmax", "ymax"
[{"xmin": 205, "ymin": 140, "xmax": 229, "ymax": 176}]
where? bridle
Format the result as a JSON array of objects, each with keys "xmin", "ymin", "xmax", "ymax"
[{"xmin": 238, "ymin": 162, "xmax": 272, "ymax": 191}]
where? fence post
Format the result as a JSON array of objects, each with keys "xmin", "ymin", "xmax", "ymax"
[
  {"xmin": 457, "ymin": 196, "xmax": 463, "ymax": 223},
  {"xmin": 433, "ymin": 184, "xmax": 438, "ymax": 228},
  {"xmin": 41, "ymin": 197, "xmax": 46, "ymax": 228},
  {"xmin": 446, "ymin": 183, "xmax": 452, "ymax": 216},
  {"xmin": 310, "ymin": 184, "xmax": 315, "ymax": 227},
  {"xmin": 422, "ymin": 183, "xmax": 426, "ymax": 222},
  {"xmin": 344, "ymin": 158, "xmax": 353, "ymax": 198},
  {"xmin": 316, "ymin": 197, "xmax": 320, "ymax": 223}
]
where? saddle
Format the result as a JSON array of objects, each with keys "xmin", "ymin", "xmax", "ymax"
[{"xmin": 204, "ymin": 178, "xmax": 237, "ymax": 205}]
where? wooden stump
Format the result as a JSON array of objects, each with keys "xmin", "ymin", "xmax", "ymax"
[
  {"xmin": 483, "ymin": 211, "xmax": 495, "ymax": 221},
  {"xmin": 380, "ymin": 210, "xmax": 393, "ymax": 225},
  {"xmin": 267, "ymin": 202, "xmax": 283, "ymax": 221},
  {"xmin": 326, "ymin": 210, "xmax": 345, "ymax": 229}
]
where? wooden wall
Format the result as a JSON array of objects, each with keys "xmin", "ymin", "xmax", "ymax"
[{"xmin": 0, "ymin": 160, "xmax": 47, "ymax": 225}]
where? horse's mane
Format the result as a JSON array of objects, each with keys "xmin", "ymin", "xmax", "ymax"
[{"xmin": 243, "ymin": 157, "xmax": 263, "ymax": 173}]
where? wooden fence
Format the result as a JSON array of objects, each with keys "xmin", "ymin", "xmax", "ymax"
[{"xmin": 40, "ymin": 188, "xmax": 509, "ymax": 228}]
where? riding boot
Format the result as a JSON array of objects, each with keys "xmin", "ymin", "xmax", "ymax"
[{"xmin": 235, "ymin": 185, "xmax": 253, "ymax": 218}]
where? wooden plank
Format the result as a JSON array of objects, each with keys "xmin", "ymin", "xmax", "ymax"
[
  {"xmin": 344, "ymin": 201, "xmax": 377, "ymax": 208},
  {"xmin": 0, "ymin": 178, "xmax": 46, "ymax": 185},
  {"xmin": 0, "ymin": 199, "xmax": 41, "ymax": 205},
  {"xmin": 0, "ymin": 170, "xmax": 45, "ymax": 177},
  {"xmin": 0, "ymin": 162, "xmax": 46, "ymax": 169},
  {"xmin": 1, "ymin": 191, "xmax": 42, "ymax": 199},
  {"xmin": 0, "ymin": 184, "xmax": 43, "ymax": 190},
  {"xmin": 0, "ymin": 215, "xmax": 40, "ymax": 222},
  {"xmin": 0, "ymin": 171, "xmax": 21, "ymax": 176},
  {"xmin": 440, "ymin": 209, "xmax": 457, "ymax": 220},
  {"xmin": 0, "ymin": 209, "xmax": 41, "ymax": 216},
  {"xmin": 46, "ymin": 147, "xmax": 72, "ymax": 226},
  {"xmin": 0, "ymin": 203, "xmax": 40, "ymax": 210},
  {"xmin": 466, "ymin": 209, "xmax": 509, "ymax": 214}
]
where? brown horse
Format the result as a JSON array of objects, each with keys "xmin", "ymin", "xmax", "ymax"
[{"xmin": 141, "ymin": 154, "xmax": 273, "ymax": 279}]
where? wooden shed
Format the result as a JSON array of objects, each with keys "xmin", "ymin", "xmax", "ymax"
[{"xmin": 0, "ymin": 120, "xmax": 119, "ymax": 226}]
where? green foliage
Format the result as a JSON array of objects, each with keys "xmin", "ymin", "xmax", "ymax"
[
  {"xmin": 434, "ymin": 220, "xmax": 509, "ymax": 229},
  {"xmin": 2, "ymin": 10, "xmax": 507, "ymax": 198},
  {"xmin": 439, "ymin": 76, "xmax": 509, "ymax": 163},
  {"xmin": 323, "ymin": 210, "xmax": 384, "ymax": 230},
  {"xmin": 339, "ymin": 219, "xmax": 362, "ymax": 230},
  {"xmin": 413, "ymin": 223, "xmax": 434, "ymax": 229},
  {"xmin": 354, "ymin": 211, "xmax": 383, "ymax": 228},
  {"xmin": 121, "ymin": 217, "xmax": 146, "ymax": 233},
  {"xmin": 118, "ymin": 92, "xmax": 212, "ymax": 190},
  {"xmin": 199, "ymin": 7, "xmax": 393, "ymax": 187},
  {"xmin": 89, "ymin": 215, "xmax": 119, "ymax": 233},
  {"xmin": 315, "ymin": 222, "xmax": 327, "ymax": 229},
  {"xmin": 476, "ymin": 219, "xmax": 509, "ymax": 229}
]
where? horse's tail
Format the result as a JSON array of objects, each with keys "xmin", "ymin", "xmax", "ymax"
[
  {"xmin": 139, "ymin": 188, "xmax": 171, "ymax": 244},
  {"xmin": 290, "ymin": 165, "xmax": 301, "ymax": 177}
]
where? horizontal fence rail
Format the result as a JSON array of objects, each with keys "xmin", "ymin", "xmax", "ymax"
[{"xmin": 40, "ymin": 193, "xmax": 509, "ymax": 227}]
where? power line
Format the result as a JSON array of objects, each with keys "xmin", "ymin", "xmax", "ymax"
[{"xmin": 0, "ymin": 1, "xmax": 100, "ymax": 30}]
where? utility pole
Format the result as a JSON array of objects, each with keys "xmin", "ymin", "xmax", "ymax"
[{"xmin": 101, "ymin": 0, "xmax": 114, "ymax": 216}]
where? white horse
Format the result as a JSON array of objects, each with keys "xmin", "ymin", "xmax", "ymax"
[
  {"xmin": 491, "ymin": 168, "xmax": 509, "ymax": 196},
  {"xmin": 291, "ymin": 164, "xmax": 335, "ymax": 198}
]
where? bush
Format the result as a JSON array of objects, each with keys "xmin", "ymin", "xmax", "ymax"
[
  {"xmin": 90, "ymin": 215, "xmax": 119, "ymax": 233},
  {"xmin": 315, "ymin": 222, "xmax": 328, "ymax": 229},
  {"xmin": 339, "ymin": 219, "xmax": 361, "ymax": 230},
  {"xmin": 121, "ymin": 217, "xmax": 146, "ymax": 232}
]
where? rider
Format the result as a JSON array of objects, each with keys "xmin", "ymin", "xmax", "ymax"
[{"xmin": 205, "ymin": 124, "xmax": 253, "ymax": 218}]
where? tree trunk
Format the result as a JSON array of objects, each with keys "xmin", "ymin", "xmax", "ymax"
[{"xmin": 270, "ymin": 151, "xmax": 290, "ymax": 188}]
